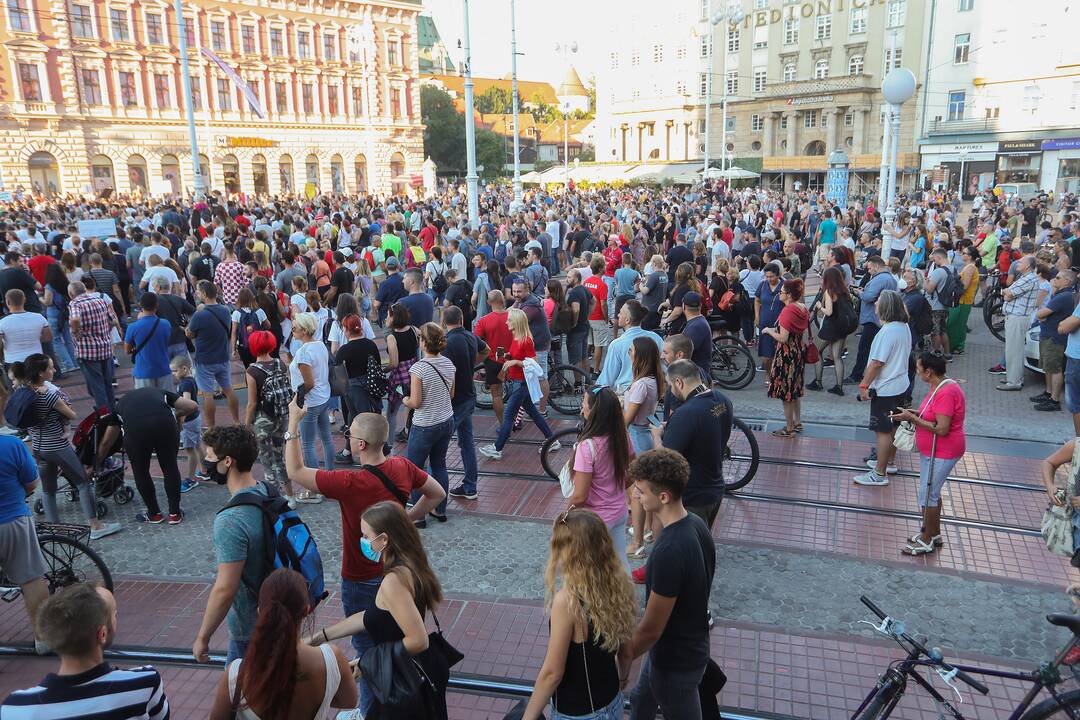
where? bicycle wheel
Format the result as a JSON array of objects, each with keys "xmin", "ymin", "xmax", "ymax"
[
  {"xmin": 540, "ymin": 427, "xmax": 580, "ymax": 481},
  {"xmin": 983, "ymin": 294, "xmax": 1005, "ymax": 342},
  {"xmin": 37, "ymin": 533, "xmax": 113, "ymax": 593},
  {"xmin": 1020, "ymin": 689, "xmax": 1080, "ymax": 719},
  {"xmin": 723, "ymin": 418, "xmax": 760, "ymax": 491},
  {"xmin": 853, "ymin": 669, "xmax": 907, "ymax": 720},
  {"xmin": 548, "ymin": 365, "xmax": 588, "ymax": 416},
  {"xmin": 711, "ymin": 341, "xmax": 755, "ymax": 390},
  {"xmin": 473, "ymin": 365, "xmax": 493, "ymax": 410}
]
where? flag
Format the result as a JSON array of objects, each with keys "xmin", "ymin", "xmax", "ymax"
[{"xmin": 200, "ymin": 47, "xmax": 265, "ymax": 119}]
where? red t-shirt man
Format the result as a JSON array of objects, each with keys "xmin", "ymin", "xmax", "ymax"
[
  {"xmin": 473, "ymin": 309, "xmax": 514, "ymax": 362},
  {"xmin": 418, "ymin": 223, "xmax": 438, "ymax": 253},
  {"xmin": 315, "ymin": 456, "xmax": 429, "ymax": 582},
  {"xmin": 583, "ymin": 275, "xmax": 608, "ymax": 321}
]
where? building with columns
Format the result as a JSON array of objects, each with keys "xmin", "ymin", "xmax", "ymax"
[
  {"xmin": 595, "ymin": 0, "xmax": 927, "ymax": 194},
  {"xmin": 1, "ymin": 0, "xmax": 424, "ymax": 198}
]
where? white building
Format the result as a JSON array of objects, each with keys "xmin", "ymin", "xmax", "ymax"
[{"xmin": 916, "ymin": 0, "xmax": 1080, "ymax": 197}]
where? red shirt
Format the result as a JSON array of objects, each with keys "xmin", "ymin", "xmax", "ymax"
[
  {"xmin": 474, "ymin": 310, "xmax": 513, "ymax": 362},
  {"xmin": 720, "ymin": 228, "xmax": 734, "ymax": 247},
  {"xmin": 27, "ymin": 255, "xmax": 54, "ymax": 286},
  {"xmin": 507, "ymin": 336, "xmax": 535, "ymax": 381},
  {"xmin": 315, "ymin": 457, "xmax": 429, "ymax": 581},
  {"xmin": 419, "ymin": 224, "xmax": 437, "ymax": 252},
  {"xmin": 583, "ymin": 276, "xmax": 608, "ymax": 321},
  {"xmin": 602, "ymin": 246, "xmax": 623, "ymax": 276}
]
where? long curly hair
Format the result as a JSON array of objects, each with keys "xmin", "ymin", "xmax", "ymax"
[{"xmin": 544, "ymin": 509, "xmax": 637, "ymax": 654}]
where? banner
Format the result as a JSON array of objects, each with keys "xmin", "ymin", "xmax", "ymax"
[{"xmin": 200, "ymin": 47, "xmax": 265, "ymax": 119}]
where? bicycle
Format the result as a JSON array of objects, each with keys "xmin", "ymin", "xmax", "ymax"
[
  {"xmin": 473, "ymin": 361, "xmax": 589, "ymax": 417},
  {"xmin": 1, "ymin": 521, "xmax": 113, "ymax": 601},
  {"xmin": 711, "ymin": 336, "xmax": 755, "ymax": 390},
  {"xmin": 983, "ymin": 269, "xmax": 1006, "ymax": 342},
  {"xmin": 853, "ymin": 595, "xmax": 1080, "ymax": 719},
  {"xmin": 539, "ymin": 416, "xmax": 759, "ymax": 491}
]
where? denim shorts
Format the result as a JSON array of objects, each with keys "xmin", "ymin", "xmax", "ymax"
[
  {"xmin": 180, "ymin": 417, "xmax": 201, "ymax": 450},
  {"xmin": 195, "ymin": 361, "xmax": 231, "ymax": 393},
  {"xmin": 551, "ymin": 691, "xmax": 624, "ymax": 719},
  {"xmin": 535, "ymin": 350, "xmax": 549, "ymax": 372},
  {"xmin": 566, "ymin": 330, "xmax": 589, "ymax": 366}
]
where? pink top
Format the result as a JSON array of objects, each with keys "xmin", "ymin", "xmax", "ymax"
[
  {"xmin": 573, "ymin": 436, "xmax": 630, "ymax": 526},
  {"xmin": 914, "ymin": 380, "xmax": 966, "ymax": 459}
]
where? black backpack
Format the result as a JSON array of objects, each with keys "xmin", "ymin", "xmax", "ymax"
[
  {"xmin": 934, "ymin": 266, "xmax": 963, "ymax": 309},
  {"xmin": 448, "ymin": 280, "xmax": 473, "ymax": 326},
  {"xmin": 4, "ymin": 387, "xmax": 40, "ymax": 429},
  {"xmin": 431, "ymin": 263, "xmax": 449, "ymax": 294}
]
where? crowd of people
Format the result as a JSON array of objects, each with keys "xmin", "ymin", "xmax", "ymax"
[{"xmin": 0, "ymin": 179, "xmax": 1078, "ymax": 719}]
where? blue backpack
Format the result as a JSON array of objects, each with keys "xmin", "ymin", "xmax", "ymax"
[
  {"xmin": 217, "ymin": 482, "xmax": 327, "ymax": 608},
  {"xmin": 4, "ymin": 386, "xmax": 41, "ymax": 429}
]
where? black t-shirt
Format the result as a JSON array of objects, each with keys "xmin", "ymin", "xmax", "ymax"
[
  {"xmin": 684, "ymin": 315, "xmax": 712, "ymax": 377},
  {"xmin": 644, "ymin": 513, "xmax": 716, "ymax": 672},
  {"xmin": 335, "ymin": 338, "xmax": 381, "ymax": 379},
  {"xmin": 117, "ymin": 387, "xmax": 181, "ymax": 424},
  {"xmin": 443, "ymin": 327, "xmax": 487, "ymax": 404},
  {"xmin": 330, "ymin": 266, "xmax": 354, "ymax": 297},
  {"xmin": 1021, "ymin": 206, "xmax": 1038, "ymax": 231},
  {"xmin": 662, "ymin": 388, "xmax": 733, "ymax": 506},
  {"xmin": 567, "ymin": 284, "xmax": 592, "ymax": 333},
  {"xmin": 0, "ymin": 267, "xmax": 42, "ymax": 313},
  {"xmin": 189, "ymin": 254, "xmax": 219, "ymax": 283},
  {"xmin": 666, "ymin": 245, "xmax": 693, "ymax": 282},
  {"xmin": 156, "ymin": 293, "xmax": 195, "ymax": 345}
]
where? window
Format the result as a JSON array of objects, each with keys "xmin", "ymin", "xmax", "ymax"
[
  {"xmin": 727, "ymin": 27, "xmax": 739, "ymax": 52},
  {"xmin": 947, "ymin": 90, "xmax": 965, "ymax": 120},
  {"xmin": 323, "ymin": 33, "xmax": 336, "ymax": 61},
  {"xmin": 848, "ymin": 54, "xmax": 864, "ymax": 75},
  {"xmin": 390, "ymin": 87, "xmax": 401, "ymax": 118},
  {"xmin": 118, "ymin": 70, "xmax": 137, "ymax": 106},
  {"xmin": 816, "ymin": 14, "xmax": 831, "ymax": 40},
  {"xmin": 609, "ymin": 52, "xmax": 618, "ymax": 70},
  {"xmin": 850, "ymin": 6, "xmax": 866, "ymax": 33},
  {"xmin": 297, "ymin": 30, "xmax": 310, "ymax": 59},
  {"xmin": 751, "ymin": 114, "xmax": 764, "ymax": 131},
  {"xmin": 181, "ymin": 17, "xmax": 194, "ymax": 46},
  {"xmin": 270, "ymin": 28, "xmax": 283, "ymax": 56},
  {"xmin": 189, "ymin": 76, "xmax": 201, "ymax": 109},
  {"xmin": 210, "ymin": 20, "xmax": 225, "ymax": 50},
  {"xmin": 884, "ymin": 46, "xmax": 902, "ymax": 70},
  {"xmin": 700, "ymin": 0, "xmax": 708, "ymax": 19},
  {"xmin": 248, "ymin": 79, "xmax": 259, "ymax": 108},
  {"xmin": 753, "ymin": 24, "xmax": 768, "ymax": 48},
  {"xmin": 631, "ymin": 89, "xmax": 640, "ymax": 100},
  {"xmin": 676, "ymin": 43, "xmax": 686, "ymax": 60},
  {"xmin": 18, "ymin": 63, "xmax": 41, "ymax": 101},
  {"xmin": 144, "ymin": 13, "xmax": 164, "ymax": 44},
  {"xmin": 844, "ymin": 111, "xmax": 853, "ymax": 125},
  {"xmin": 887, "ymin": 0, "xmax": 905, "ymax": 27},
  {"xmin": 725, "ymin": 116, "xmax": 735, "ymax": 131},
  {"xmin": 783, "ymin": 18, "xmax": 798, "ymax": 45},
  {"xmin": 8, "ymin": 0, "xmax": 31, "ymax": 32},
  {"xmin": 70, "ymin": 4, "xmax": 93, "ymax": 38},
  {"xmin": 110, "ymin": 8, "xmax": 129, "ymax": 41},
  {"xmin": 821, "ymin": 111, "xmax": 828, "ymax": 127},
  {"xmin": 154, "ymin": 73, "xmax": 171, "ymax": 107},
  {"xmin": 352, "ymin": 85, "xmax": 363, "ymax": 115},
  {"xmin": 1022, "ymin": 84, "xmax": 1041, "ymax": 113},
  {"xmin": 754, "ymin": 0, "xmax": 767, "ymax": 7},
  {"xmin": 814, "ymin": 58, "xmax": 829, "ymax": 79},
  {"xmin": 301, "ymin": 82, "xmax": 313, "ymax": 113},
  {"xmin": 726, "ymin": 70, "xmax": 737, "ymax": 95},
  {"xmin": 780, "ymin": 114, "xmax": 788, "ymax": 129},
  {"xmin": 632, "ymin": 49, "xmax": 641, "ymax": 65},
  {"xmin": 804, "ymin": 109, "xmax": 818, "ymax": 128},
  {"xmin": 387, "ymin": 39, "xmax": 399, "ymax": 66},
  {"xmin": 79, "ymin": 68, "xmax": 101, "ymax": 104},
  {"xmin": 699, "ymin": 72, "xmax": 708, "ymax": 96},
  {"xmin": 327, "ymin": 85, "xmax": 338, "ymax": 115},
  {"xmin": 985, "ymin": 105, "xmax": 999, "ymax": 119},
  {"xmin": 699, "ymin": 36, "xmax": 709, "ymax": 58},
  {"xmin": 653, "ymin": 44, "xmax": 663, "ymax": 63},
  {"xmin": 783, "ymin": 63, "xmax": 796, "ymax": 82},
  {"xmin": 753, "ymin": 67, "xmax": 766, "ymax": 93},
  {"xmin": 1072, "ymin": 80, "xmax": 1080, "ymax": 110},
  {"xmin": 675, "ymin": 79, "xmax": 686, "ymax": 95},
  {"xmin": 953, "ymin": 33, "xmax": 970, "ymax": 64},
  {"xmin": 958, "ymin": 0, "xmax": 973, "ymax": 10},
  {"xmin": 216, "ymin": 77, "xmax": 232, "ymax": 110},
  {"xmin": 241, "ymin": 24, "xmax": 255, "ymax": 53}
]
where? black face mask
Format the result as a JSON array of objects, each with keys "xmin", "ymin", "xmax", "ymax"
[{"xmin": 203, "ymin": 458, "xmax": 229, "ymax": 485}]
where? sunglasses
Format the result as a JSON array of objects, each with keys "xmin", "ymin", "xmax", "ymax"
[{"xmin": 559, "ymin": 504, "xmax": 576, "ymax": 525}]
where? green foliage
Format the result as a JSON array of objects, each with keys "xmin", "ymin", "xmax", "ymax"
[
  {"xmin": 421, "ymin": 86, "xmax": 466, "ymax": 173},
  {"xmin": 577, "ymin": 146, "xmax": 595, "ymax": 162},
  {"xmin": 475, "ymin": 129, "xmax": 505, "ymax": 178},
  {"xmin": 475, "ymin": 86, "xmax": 515, "ymax": 114}
]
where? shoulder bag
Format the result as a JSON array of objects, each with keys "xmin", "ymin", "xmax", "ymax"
[
  {"xmin": 559, "ymin": 438, "xmax": 592, "ymax": 498},
  {"xmin": 893, "ymin": 379, "xmax": 954, "ymax": 453},
  {"xmin": 1042, "ymin": 440, "xmax": 1080, "ymax": 557},
  {"xmin": 129, "ymin": 316, "xmax": 162, "ymax": 363}
]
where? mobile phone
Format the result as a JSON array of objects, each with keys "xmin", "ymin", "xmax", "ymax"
[
  {"xmin": 495, "ymin": 347, "xmax": 507, "ymax": 361},
  {"xmin": 295, "ymin": 384, "xmax": 308, "ymax": 408},
  {"xmin": 1070, "ymin": 587, "xmax": 1080, "ymax": 601}
]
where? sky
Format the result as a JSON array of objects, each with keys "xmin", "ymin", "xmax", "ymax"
[{"xmin": 422, "ymin": 0, "xmax": 607, "ymax": 88}]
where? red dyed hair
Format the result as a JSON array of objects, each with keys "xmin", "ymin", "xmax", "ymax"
[{"xmin": 247, "ymin": 330, "xmax": 277, "ymax": 357}]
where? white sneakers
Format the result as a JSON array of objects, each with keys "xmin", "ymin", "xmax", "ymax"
[{"xmin": 853, "ymin": 470, "xmax": 889, "ymax": 487}]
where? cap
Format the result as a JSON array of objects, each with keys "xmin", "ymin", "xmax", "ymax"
[
  {"xmin": 385, "ymin": 256, "xmax": 400, "ymax": 269},
  {"xmin": 341, "ymin": 247, "xmax": 354, "ymax": 257},
  {"xmin": 683, "ymin": 291, "xmax": 702, "ymax": 308}
]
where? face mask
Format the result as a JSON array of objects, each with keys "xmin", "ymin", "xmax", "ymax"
[
  {"xmin": 203, "ymin": 458, "xmax": 229, "ymax": 485},
  {"xmin": 359, "ymin": 536, "xmax": 382, "ymax": 563}
]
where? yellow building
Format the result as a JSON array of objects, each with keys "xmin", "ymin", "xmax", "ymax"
[{"xmin": 1, "ymin": 0, "xmax": 424, "ymax": 197}]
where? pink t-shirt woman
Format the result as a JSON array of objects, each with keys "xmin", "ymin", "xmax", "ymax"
[
  {"xmin": 914, "ymin": 380, "xmax": 966, "ymax": 459},
  {"xmin": 573, "ymin": 436, "xmax": 630, "ymax": 526}
]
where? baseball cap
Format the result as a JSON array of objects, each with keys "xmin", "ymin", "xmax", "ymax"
[
  {"xmin": 385, "ymin": 256, "xmax": 400, "ymax": 269},
  {"xmin": 683, "ymin": 291, "xmax": 702, "ymax": 308},
  {"xmin": 341, "ymin": 247, "xmax": 354, "ymax": 258}
]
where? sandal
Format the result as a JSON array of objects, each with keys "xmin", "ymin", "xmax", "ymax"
[
  {"xmin": 626, "ymin": 545, "xmax": 647, "ymax": 559},
  {"xmin": 771, "ymin": 428, "xmax": 796, "ymax": 438},
  {"xmin": 901, "ymin": 537, "xmax": 937, "ymax": 556},
  {"xmin": 794, "ymin": 423, "xmax": 804, "ymax": 433},
  {"xmin": 909, "ymin": 533, "xmax": 944, "ymax": 547}
]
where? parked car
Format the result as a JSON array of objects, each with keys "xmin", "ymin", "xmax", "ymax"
[
  {"xmin": 997, "ymin": 182, "xmax": 1041, "ymax": 203},
  {"xmin": 1025, "ymin": 324, "xmax": 1045, "ymax": 375}
]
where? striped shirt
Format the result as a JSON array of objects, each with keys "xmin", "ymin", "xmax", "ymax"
[
  {"xmin": 409, "ymin": 356, "xmax": 455, "ymax": 427},
  {"xmin": 0, "ymin": 662, "xmax": 170, "ymax": 719},
  {"xmin": 28, "ymin": 387, "xmax": 70, "ymax": 454}
]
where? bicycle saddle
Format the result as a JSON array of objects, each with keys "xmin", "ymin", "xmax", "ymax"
[{"xmin": 1047, "ymin": 613, "xmax": 1080, "ymax": 636}]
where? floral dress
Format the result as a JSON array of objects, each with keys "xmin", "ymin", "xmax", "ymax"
[{"xmin": 768, "ymin": 304, "xmax": 809, "ymax": 402}]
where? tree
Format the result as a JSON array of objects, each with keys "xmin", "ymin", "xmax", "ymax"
[
  {"xmin": 421, "ymin": 86, "xmax": 466, "ymax": 173},
  {"xmin": 475, "ymin": 86, "xmax": 514, "ymax": 114},
  {"xmin": 577, "ymin": 146, "xmax": 595, "ymax": 162},
  {"xmin": 475, "ymin": 129, "xmax": 505, "ymax": 178}
]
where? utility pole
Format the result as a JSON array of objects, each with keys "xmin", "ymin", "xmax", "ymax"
[
  {"xmin": 510, "ymin": 0, "xmax": 522, "ymax": 207},
  {"xmin": 462, "ymin": 0, "xmax": 479, "ymax": 227},
  {"xmin": 174, "ymin": 0, "xmax": 204, "ymax": 199}
]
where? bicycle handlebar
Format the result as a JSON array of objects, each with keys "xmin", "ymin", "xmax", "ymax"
[{"xmin": 859, "ymin": 596, "xmax": 990, "ymax": 696}]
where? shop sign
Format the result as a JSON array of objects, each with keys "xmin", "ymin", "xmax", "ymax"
[
  {"xmin": 1042, "ymin": 137, "xmax": 1080, "ymax": 151},
  {"xmin": 997, "ymin": 140, "xmax": 1041, "ymax": 153},
  {"xmin": 921, "ymin": 142, "xmax": 996, "ymax": 154},
  {"xmin": 787, "ymin": 95, "xmax": 833, "ymax": 105},
  {"xmin": 216, "ymin": 136, "xmax": 276, "ymax": 148}
]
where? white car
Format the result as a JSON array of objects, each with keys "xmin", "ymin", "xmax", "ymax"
[{"xmin": 1025, "ymin": 324, "xmax": 1045, "ymax": 375}]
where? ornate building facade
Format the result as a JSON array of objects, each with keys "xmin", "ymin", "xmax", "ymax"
[{"xmin": 1, "ymin": 0, "xmax": 424, "ymax": 197}]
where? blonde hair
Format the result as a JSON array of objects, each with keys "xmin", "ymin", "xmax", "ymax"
[
  {"xmin": 544, "ymin": 509, "xmax": 636, "ymax": 653},
  {"xmin": 292, "ymin": 312, "xmax": 317, "ymax": 337},
  {"xmin": 506, "ymin": 308, "xmax": 531, "ymax": 341}
]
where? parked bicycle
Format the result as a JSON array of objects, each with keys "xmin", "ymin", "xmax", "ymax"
[
  {"xmin": 983, "ymin": 269, "xmax": 1006, "ymax": 342},
  {"xmin": 854, "ymin": 595, "xmax": 1080, "ymax": 719},
  {"xmin": 1, "ymin": 521, "xmax": 113, "ymax": 601}
]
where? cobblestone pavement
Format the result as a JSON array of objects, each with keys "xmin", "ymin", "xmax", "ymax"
[{"xmin": 73, "ymin": 489, "xmax": 1072, "ymax": 665}]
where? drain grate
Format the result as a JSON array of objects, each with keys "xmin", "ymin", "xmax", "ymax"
[{"xmin": 742, "ymin": 420, "xmax": 768, "ymax": 432}]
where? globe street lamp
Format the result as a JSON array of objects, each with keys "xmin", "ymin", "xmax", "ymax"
[
  {"xmin": 702, "ymin": 2, "xmax": 745, "ymax": 176},
  {"xmin": 878, "ymin": 67, "xmax": 916, "ymax": 217}
]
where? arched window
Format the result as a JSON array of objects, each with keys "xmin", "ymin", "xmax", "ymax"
[
  {"xmin": 782, "ymin": 63, "xmax": 796, "ymax": 82},
  {"xmin": 330, "ymin": 154, "xmax": 344, "ymax": 193},
  {"xmin": 354, "ymin": 154, "xmax": 367, "ymax": 193},
  {"xmin": 389, "ymin": 152, "xmax": 405, "ymax": 194},
  {"xmin": 848, "ymin": 54, "xmax": 864, "ymax": 76},
  {"xmin": 90, "ymin": 154, "xmax": 114, "ymax": 192},
  {"xmin": 814, "ymin": 59, "xmax": 829, "ymax": 79},
  {"xmin": 28, "ymin": 151, "xmax": 61, "ymax": 194},
  {"xmin": 305, "ymin": 154, "xmax": 320, "ymax": 189},
  {"xmin": 126, "ymin": 154, "xmax": 147, "ymax": 192},
  {"xmin": 161, "ymin": 154, "xmax": 181, "ymax": 195},
  {"xmin": 805, "ymin": 140, "xmax": 826, "ymax": 156},
  {"xmin": 279, "ymin": 154, "xmax": 294, "ymax": 192},
  {"xmin": 252, "ymin": 154, "xmax": 269, "ymax": 195},
  {"xmin": 221, "ymin": 154, "xmax": 240, "ymax": 193},
  {"xmin": 198, "ymin": 154, "xmax": 210, "ymax": 189}
]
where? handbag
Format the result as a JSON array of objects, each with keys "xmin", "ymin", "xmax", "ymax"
[
  {"xmin": 1042, "ymin": 441, "xmax": 1080, "ymax": 557},
  {"xmin": 559, "ymin": 439, "xmax": 591, "ymax": 498},
  {"xmin": 894, "ymin": 379, "xmax": 954, "ymax": 453},
  {"xmin": 803, "ymin": 320, "xmax": 820, "ymax": 364}
]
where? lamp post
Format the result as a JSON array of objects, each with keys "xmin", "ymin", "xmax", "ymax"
[
  {"xmin": 174, "ymin": 0, "xmax": 204, "ymax": 199},
  {"xmin": 461, "ymin": 0, "xmax": 479, "ymax": 228},
  {"xmin": 957, "ymin": 149, "xmax": 969, "ymax": 199},
  {"xmin": 510, "ymin": 0, "xmax": 523, "ymax": 209},
  {"xmin": 879, "ymin": 67, "xmax": 916, "ymax": 218},
  {"xmin": 701, "ymin": 2, "xmax": 745, "ymax": 177},
  {"xmin": 555, "ymin": 41, "xmax": 578, "ymax": 191}
]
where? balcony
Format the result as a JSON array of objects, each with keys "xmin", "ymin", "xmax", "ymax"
[
  {"xmin": 763, "ymin": 152, "xmax": 920, "ymax": 172},
  {"xmin": 763, "ymin": 75, "xmax": 875, "ymax": 99},
  {"xmin": 927, "ymin": 117, "xmax": 999, "ymax": 135}
]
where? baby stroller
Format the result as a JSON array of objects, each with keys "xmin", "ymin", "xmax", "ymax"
[{"xmin": 33, "ymin": 408, "xmax": 135, "ymax": 519}]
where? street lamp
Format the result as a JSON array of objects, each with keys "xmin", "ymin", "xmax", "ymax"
[
  {"xmin": 957, "ymin": 150, "xmax": 969, "ymax": 199},
  {"xmin": 461, "ymin": 0, "xmax": 479, "ymax": 227},
  {"xmin": 878, "ymin": 67, "xmax": 916, "ymax": 217},
  {"xmin": 173, "ymin": 0, "xmax": 204, "ymax": 199},
  {"xmin": 702, "ymin": 2, "xmax": 745, "ymax": 176},
  {"xmin": 555, "ymin": 41, "xmax": 578, "ymax": 191},
  {"xmin": 510, "ymin": 0, "xmax": 524, "ymax": 209}
]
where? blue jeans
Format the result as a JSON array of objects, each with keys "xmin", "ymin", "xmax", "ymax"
[
  {"xmin": 1065, "ymin": 356, "xmax": 1080, "ymax": 414},
  {"xmin": 407, "ymin": 417, "xmax": 454, "ymax": 516},
  {"xmin": 300, "ymin": 398, "xmax": 335, "ymax": 470},
  {"xmin": 552, "ymin": 692, "xmax": 625, "ymax": 719},
  {"xmin": 47, "ymin": 312, "xmax": 77, "ymax": 371},
  {"xmin": 452, "ymin": 398, "xmax": 478, "ymax": 494},
  {"xmin": 494, "ymin": 380, "xmax": 553, "ymax": 450},
  {"xmin": 342, "ymin": 577, "xmax": 383, "ymax": 715},
  {"xmin": 79, "ymin": 358, "xmax": 115, "ymax": 410},
  {"xmin": 226, "ymin": 638, "xmax": 249, "ymax": 665},
  {"xmin": 628, "ymin": 424, "xmax": 654, "ymax": 455},
  {"xmin": 629, "ymin": 653, "xmax": 707, "ymax": 720}
]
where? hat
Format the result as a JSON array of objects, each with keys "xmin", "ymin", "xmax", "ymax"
[
  {"xmin": 683, "ymin": 291, "xmax": 702, "ymax": 308},
  {"xmin": 341, "ymin": 247, "xmax": 354, "ymax": 258},
  {"xmin": 385, "ymin": 256, "xmax": 400, "ymax": 269}
]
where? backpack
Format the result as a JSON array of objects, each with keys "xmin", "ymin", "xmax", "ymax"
[
  {"xmin": 910, "ymin": 296, "xmax": 934, "ymax": 338},
  {"xmin": 935, "ymin": 266, "xmax": 963, "ymax": 308},
  {"xmin": 362, "ymin": 247, "xmax": 377, "ymax": 272},
  {"xmin": 4, "ymin": 386, "xmax": 40, "ymax": 429},
  {"xmin": 236, "ymin": 308, "xmax": 260, "ymax": 350},
  {"xmin": 431, "ymin": 262, "xmax": 449, "ymax": 294},
  {"xmin": 217, "ymin": 482, "xmax": 327, "ymax": 609},
  {"xmin": 364, "ymin": 352, "xmax": 388, "ymax": 400},
  {"xmin": 550, "ymin": 304, "xmax": 574, "ymax": 335},
  {"xmin": 448, "ymin": 280, "xmax": 473, "ymax": 325},
  {"xmin": 249, "ymin": 360, "xmax": 294, "ymax": 419}
]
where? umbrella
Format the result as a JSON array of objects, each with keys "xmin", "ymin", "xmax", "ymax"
[{"xmin": 704, "ymin": 166, "xmax": 760, "ymax": 180}]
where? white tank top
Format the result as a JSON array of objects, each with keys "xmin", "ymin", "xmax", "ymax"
[{"xmin": 227, "ymin": 644, "xmax": 342, "ymax": 719}]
